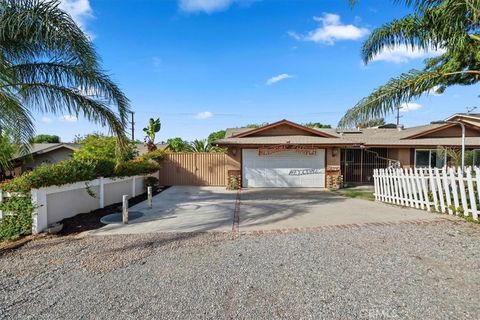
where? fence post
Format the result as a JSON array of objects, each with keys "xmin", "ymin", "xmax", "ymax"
[
  {"xmin": 99, "ymin": 177, "xmax": 105, "ymax": 209},
  {"xmin": 147, "ymin": 186, "xmax": 153, "ymax": 209},
  {"xmin": 122, "ymin": 195, "xmax": 129, "ymax": 224},
  {"xmin": 31, "ymin": 189, "xmax": 48, "ymax": 234},
  {"xmin": 475, "ymin": 167, "xmax": 480, "ymax": 220},
  {"xmin": 132, "ymin": 176, "xmax": 136, "ymax": 197},
  {"xmin": 434, "ymin": 168, "xmax": 445, "ymax": 213}
]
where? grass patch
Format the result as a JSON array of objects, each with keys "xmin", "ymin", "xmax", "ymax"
[{"xmin": 335, "ymin": 187, "xmax": 375, "ymax": 201}]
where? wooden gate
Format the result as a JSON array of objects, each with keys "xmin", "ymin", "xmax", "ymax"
[{"xmin": 158, "ymin": 153, "xmax": 227, "ymax": 186}]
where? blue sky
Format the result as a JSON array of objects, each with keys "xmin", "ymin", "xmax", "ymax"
[{"xmin": 35, "ymin": 0, "xmax": 479, "ymax": 142}]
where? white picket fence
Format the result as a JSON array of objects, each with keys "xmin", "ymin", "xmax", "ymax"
[{"xmin": 373, "ymin": 167, "xmax": 479, "ymax": 220}]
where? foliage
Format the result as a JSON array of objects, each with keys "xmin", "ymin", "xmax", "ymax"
[
  {"xmin": 207, "ymin": 130, "xmax": 226, "ymax": 145},
  {"xmin": 73, "ymin": 133, "xmax": 137, "ymax": 161},
  {"xmin": 144, "ymin": 176, "xmax": 159, "ymax": 189},
  {"xmin": 189, "ymin": 139, "xmax": 224, "ymax": 153},
  {"xmin": 139, "ymin": 149, "xmax": 167, "ymax": 162},
  {"xmin": 242, "ymin": 124, "xmax": 262, "ymax": 128},
  {"xmin": 0, "ymin": 155, "xmax": 159, "ymax": 194},
  {"xmin": 30, "ymin": 134, "xmax": 61, "ymax": 143},
  {"xmin": 114, "ymin": 159, "xmax": 160, "ymax": 177},
  {"xmin": 356, "ymin": 118, "xmax": 386, "ymax": 128},
  {"xmin": 167, "ymin": 137, "xmax": 191, "ymax": 152},
  {"xmin": 0, "ymin": 0, "xmax": 130, "ymax": 157},
  {"xmin": 303, "ymin": 122, "xmax": 332, "ymax": 129},
  {"xmin": 228, "ymin": 175, "xmax": 241, "ymax": 190},
  {"xmin": 143, "ymin": 118, "xmax": 161, "ymax": 152},
  {"xmin": 0, "ymin": 133, "xmax": 15, "ymax": 179},
  {"xmin": 339, "ymin": 0, "xmax": 480, "ymax": 127},
  {"xmin": 0, "ymin": 197, "xmax": 34, "ymax": 241},
  {"xmin": 438, "ymin": 147, "xmax": 476, "ymax": 166}
]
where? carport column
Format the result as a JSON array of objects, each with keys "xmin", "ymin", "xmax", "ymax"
[
  {"xmin": 31, "ymin": 188, "xmax": 48, "ymax": 234},
  {"xmin": 99, "ymin": 177, "xmax": 105, "ymax": 209}
]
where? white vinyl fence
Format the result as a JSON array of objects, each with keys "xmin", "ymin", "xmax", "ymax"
[
  {"xmin": 0, "ymin": 173, "xmax": 158, "ymax": 233},
  {"xmin": 373, "ymin": 167, "xmax": 479, "ymax": 220}
]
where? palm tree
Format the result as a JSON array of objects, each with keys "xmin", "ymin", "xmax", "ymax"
[
  {"xmin": 0, "ymin": 0, "xmax": 130, "ymax": 156},
  {"xmin": 143, "ymin": 118, "xmax": 161, "ymax": 152},
  {"xmin": 339, "ymin": 0, "xmax": 480, "ymax": 127},
  {"xmin": 189, "ymin": 139, "xmax": 222, "ymax": 153}
]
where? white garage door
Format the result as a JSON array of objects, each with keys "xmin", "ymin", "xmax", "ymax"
[{"xmin": 242, "ymin": 149, "xmax": 325, "ymax": 188}]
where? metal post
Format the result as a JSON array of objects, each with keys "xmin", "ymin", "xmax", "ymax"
[
  {"xmin": 147, "ymin": 186, "xmax": 152, "ymax": 209},
  {"xmin": 122, "ymin": 195, "xmax": 129, "ymax": 224}
]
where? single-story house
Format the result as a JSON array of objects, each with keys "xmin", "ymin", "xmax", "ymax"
[{"xmin": 215, "ymin": 113, "xmax": 480, "ymax": 188}]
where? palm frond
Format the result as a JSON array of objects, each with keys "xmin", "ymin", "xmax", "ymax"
[
  {"xmin": 338, "ymin": 70, "xmax": 445, "ymax": 128},
  {"xmin": 0, "ymin": 0, "xmax": 97, "ymax": 67}
]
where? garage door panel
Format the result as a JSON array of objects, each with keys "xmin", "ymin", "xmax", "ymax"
[{"xmin": 242, "ymin": 149, "xmax": 325, "ymax": 188}]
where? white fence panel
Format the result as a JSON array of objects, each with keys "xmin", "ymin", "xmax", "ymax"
[{"xmin": 373, "ymin": 167, "xmax": 479, "ymax": 221}]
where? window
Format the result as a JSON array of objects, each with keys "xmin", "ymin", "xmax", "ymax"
[{"xmin": 415, "ymin": 149, "xmax": 446, "ymax": 168}]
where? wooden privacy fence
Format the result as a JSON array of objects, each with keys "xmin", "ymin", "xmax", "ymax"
[
  {"xmin": 158, "ymin": 153, "xmax": 227, "ymax": 186},
  {"xmin": 373, "ymin": 167, "xmax": 479, "ymax": 220}
]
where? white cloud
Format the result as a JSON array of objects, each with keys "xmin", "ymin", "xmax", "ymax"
[
  {"xmin": 60, "ymin": 115, "xmax": 78, "ymax": 122},
  {"xmin": 289, "ymin": 13, "xmax": 369, "ymax": 45},
  {"xmin": 399, "ymin": 102, "xmax": 422, "ymax": 112},
  {"xmin": 195, "ymin": 111, "xmax": 214, "ymax": 119},
  {"xmin": 266, "ymin": 73, "xmax": 293, "ymax": 85},
  {"xmin": 371, "ymin": 45, "xmax": 445, "ymax": 64},
  {"xmin": 59, "ymin": 0, "xmax": 94, "ymax": 37},
  {"xmin": 41, "ymin": 116, "xmax": 53, "ymax": 124},
  {"xmin": 179, "ymin": 0, "xmax": 242, "ymax": 13}
]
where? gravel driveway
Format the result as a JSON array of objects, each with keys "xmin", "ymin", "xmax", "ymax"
[{"xmin": 1, "ymin": 219, "xmax": 479, "ymax": 319}]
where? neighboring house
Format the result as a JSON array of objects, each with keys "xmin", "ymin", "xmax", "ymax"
[
  {"xmin": 215, "ymin": 113, "xmax": 480, "ymax": 188},
  {"xmin": 11, "ymin": 143, "xmax": 79, "ymax": 176},
  {"xmin": 9, "ymin": 142, "xmax": 170, "ymax": 177}
]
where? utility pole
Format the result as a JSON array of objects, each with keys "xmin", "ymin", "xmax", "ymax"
[
  {"xmin": 130, "ymin": 111, "xmax": 135, "ymax": 142},
  {"xmin": 396, "ymin": 105, "xmax": 401, "ymax": 126}
]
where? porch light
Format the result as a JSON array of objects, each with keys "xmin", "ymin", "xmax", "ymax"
[
  {"xmin": 231, "ymin": 148, "xmax": 237, "ymax": 156},
  {"xmin": 332, "ymin": 148, "xmax": 339, "ymax": 157}
]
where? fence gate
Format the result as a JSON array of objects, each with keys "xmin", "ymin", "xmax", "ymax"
[
  {"xmin": 158, "ymin": 153, "xmax": 227, "ymax": 186},
  {"xmin": 341, "ymin": 148, "xmax": 389, "ymax": 185}
]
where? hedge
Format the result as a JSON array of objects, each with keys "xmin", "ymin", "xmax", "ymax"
[{"xmin": 0, "ymin": 155, "xmax": 161, "ymax": 241}]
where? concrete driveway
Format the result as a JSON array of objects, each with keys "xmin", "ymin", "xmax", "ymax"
[{"xmin": 94, "ymin": 186, "xmax": 439, "ymax": 235}]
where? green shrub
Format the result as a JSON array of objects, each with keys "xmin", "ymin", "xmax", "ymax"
[
  {"xmin": 145, "ymin": 176, "xmax": 159, "ymax": 189},
  {"xmin": 114, "ymin": 159, "xmax": 160, "ymax": 177},
  {"xmin": 140, "ymin": 149, "xmax": 166, "ymax": 162},
  {"xmin": 0, "ymin": 197, "xmax": 34, "ymax": 241}
]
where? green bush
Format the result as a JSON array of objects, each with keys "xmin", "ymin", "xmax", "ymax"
[
  {"xmin": 114, "ymin": 159, "xmax": 160, "ymax": 177},
  {"xmin": 0, "ymin": 197, "xmax": 34, "ymax": 241},
  {"xmin": 145, "ymin": 176, "xmax": 159, "ymax": 189},
  {"xmin": 139, "ymin": 149, "xmax": 166, "ymax": 162}
]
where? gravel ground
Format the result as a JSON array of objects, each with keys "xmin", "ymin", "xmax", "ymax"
[{"xmin": 0, "ymin": 219, "xmax": 479, "ymax": 319}]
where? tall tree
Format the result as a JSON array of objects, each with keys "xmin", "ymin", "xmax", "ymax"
[
  {"xmin": 189, "ymin": 139, "xmax": 222, "ymax": 153},
  {"xmin": 356, "ymin": 118, "xmax": 386, "ymax": 128},
  {"xmin": 207, "ymin": 130, "xmax": 226, "ymax": 146},
  {"xmin": 30, "ymin": 134, "xmax": 61, "ymax": 143},
  {"xmin": 166, "ymin": 137, "xmax": 191, "ymax": 152},
  {"xmin": 339, "ymin": 0, "xmax": 480, "ymax": 127},
  {"xmin": 303, "ymin": 122, "xmax": 332, "ymax": 129},
  {"xmin": 0, "ymin": 0, "xmax": 130, "ymax": 156},
  {"xmin": 143, "ymin": 118, "xmax": 161, "ymax": 152}
]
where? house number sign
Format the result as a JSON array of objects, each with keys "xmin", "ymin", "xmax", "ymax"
[{"xmin": 289, "ymin": 169, "xmax": 323, "ymax": 176}]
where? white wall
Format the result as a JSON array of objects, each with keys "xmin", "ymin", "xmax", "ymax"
[{"xmin": 29, "ymin": 174, "xmax": 154, "ymax": 233}]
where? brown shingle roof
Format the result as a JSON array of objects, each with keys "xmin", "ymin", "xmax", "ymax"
[{"xmin": 216, "ymin": 123, "xmax": 480, "ymax": 147}]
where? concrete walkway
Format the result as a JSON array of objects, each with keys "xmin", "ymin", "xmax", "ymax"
[
  {"xmin": 93, "ymin": 186, "xmax": 237, "ymax": 235},
  {"xmin": 93, "ymin": 186, "xmax": 439, "ymax": 235}
]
